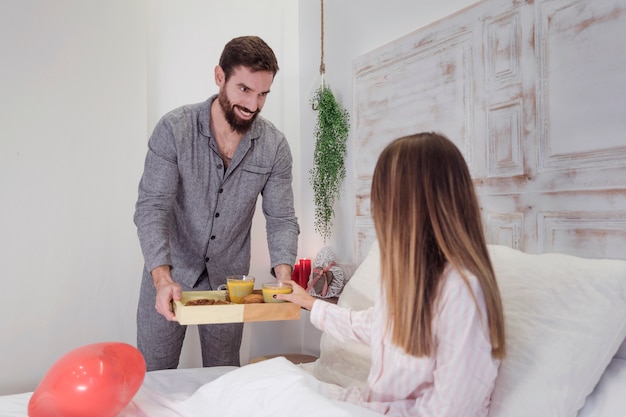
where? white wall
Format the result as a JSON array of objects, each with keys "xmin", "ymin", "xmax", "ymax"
[
  {"xmin": 0, "ymin": 0, "xmax": 148, "ymax": 394},
  {"xmin": 298, "ymin": 0, "xmax": 481, "ymax": 263},
  {"xmin": 0, "ymin": 0, "xmax": 301, "ymax": 394},
  {"xmin": 0, "ymin": 0, "xmax": 478, "ymax": 395}
]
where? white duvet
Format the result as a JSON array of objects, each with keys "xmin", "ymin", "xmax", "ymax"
[
  {"xmin": 3, "ymin": 357, "xmax": 626, "ymax": 417},
  {"xmin": 1, "ymin": 357, "xmax": 383, "ymax": 417}
]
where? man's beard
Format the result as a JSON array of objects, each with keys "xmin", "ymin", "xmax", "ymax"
[{"xmin": 218, "ymin": 91, "xmax": 259, "ymax": 134}]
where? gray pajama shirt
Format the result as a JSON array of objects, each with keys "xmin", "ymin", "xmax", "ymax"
[{"xmin": 134, "ymin": 95, "xmax": 299, "ymax": 370}]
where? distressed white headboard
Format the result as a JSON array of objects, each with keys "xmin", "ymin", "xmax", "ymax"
[{"xmin": 353, "ymin": 0, "xmax": 626, "ymax": 263}]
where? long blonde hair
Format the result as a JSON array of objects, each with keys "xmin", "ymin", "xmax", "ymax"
[{"xmin": 371, "ymin": 133, "xmax": 505, "ymax": 359}]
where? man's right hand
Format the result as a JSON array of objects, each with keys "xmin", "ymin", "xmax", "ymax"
[{"xmin": 151, "ymin": 265, "xmax": 182, "ymax": 321}]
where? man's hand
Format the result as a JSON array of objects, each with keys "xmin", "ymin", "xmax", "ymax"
[
  {"xmin": 151, "ymin": 265, "xmax": 182, "ymax": 321},
  {"xmin": 274, "ymin": 263, "xmax": 293, "ymax": 282}
]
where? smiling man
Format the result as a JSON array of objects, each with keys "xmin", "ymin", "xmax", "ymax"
[{"xmin": 133, "ymin": 36, "xmax": 300, "ymax": 371}]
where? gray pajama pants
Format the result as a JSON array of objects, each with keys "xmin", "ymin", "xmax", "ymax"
[{"xmin": 136, "ymin": 267, "xmax": 243, "ymax": 371}]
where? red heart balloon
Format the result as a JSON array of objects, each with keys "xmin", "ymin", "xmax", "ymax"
[{"xmin": 28, "ymin": 342, "xmax": 146, "ymax": 417}]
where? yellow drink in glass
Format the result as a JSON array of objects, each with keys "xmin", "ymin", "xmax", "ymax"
[
  {"xmin": 226, "ymin": 275, "xmax": 255, "ymax": 304},
  {"xmin": 262, "ymin": 282, "xmax": 292, "ymax": 303}
]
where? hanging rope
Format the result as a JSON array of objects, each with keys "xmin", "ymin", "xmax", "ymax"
[
  {"xmin": 319, "ymin": 0, "xmax": 326, "ymax": 77},
  {"xmin": 312, "ymin": 0, "xmax": 326, "ymax": 110}
]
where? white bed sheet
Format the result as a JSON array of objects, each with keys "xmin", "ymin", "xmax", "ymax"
[{"xmin": 0, "ymin": 358, "xmax": 383, "ymax": 417}]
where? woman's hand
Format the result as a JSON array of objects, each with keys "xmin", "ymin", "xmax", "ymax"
[{"xmin": 275, "ymin": 280, "xmax": 317, "ymax": 311}]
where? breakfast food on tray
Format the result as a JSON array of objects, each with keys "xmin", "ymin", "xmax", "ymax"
[
  {"xmin": 184, "ymin": 298, "xmax": 230, "ymax": 306},
  {"xmin": 241, "ymin": 293, "xmax": 264, "ymax": 304}
]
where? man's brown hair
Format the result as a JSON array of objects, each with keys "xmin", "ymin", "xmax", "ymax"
[{"xmin": 219, "ymin": 36, "xmax": 279, "ymax": 81}]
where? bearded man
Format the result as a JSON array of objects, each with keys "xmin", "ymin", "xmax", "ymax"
[{"xmin": 134, "ymin": 36, "xmax": 299, "ymax": 370}]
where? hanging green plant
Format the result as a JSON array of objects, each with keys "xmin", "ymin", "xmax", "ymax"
[{"xmin": 309, "ymin": 84, "xmax": 350, "ymax": 242}]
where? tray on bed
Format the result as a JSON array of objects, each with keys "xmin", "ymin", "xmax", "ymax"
[{"xmin": 173, "ymin": 290, "xmax": 300, "ymax": 325}]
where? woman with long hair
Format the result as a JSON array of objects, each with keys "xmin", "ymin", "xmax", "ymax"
[{"xmin": 280, "ymin": 132, "xmax": 506, "ymax": 416}]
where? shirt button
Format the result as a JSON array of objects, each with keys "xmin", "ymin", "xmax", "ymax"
[
  {"xmin": 215, "ymin": 213, "xmax": 220, "ymax": 218},
  {"xmin": 217, "ymin": 164, "xmax": 223, "ymax": 170},
  {"xmin": 219, "ymin": 188, "xmax": 224, "ymax": 193},
  {"xmin": 210, "ymin": 235, "xmax": 216, "ymax": 240},
  {"xmin": 205, "ymin": 257, "xmax": 209, "ymax": 262}
]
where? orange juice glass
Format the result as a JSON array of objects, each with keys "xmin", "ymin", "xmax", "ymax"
[
  {"xmin": 262, "ymin": 282, "xmax": 292, "ymax": 303},
  {"xmin": 226, "ymin": 275, "xmax": 255, "ymax": 304}
]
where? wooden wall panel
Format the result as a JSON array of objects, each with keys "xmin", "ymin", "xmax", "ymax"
[
  {"xmin": 537, "ymin": 0, "xmax": 626, "ymax": 172},
  {"xmin": 353, "ymin": 0, "xmax": 626, "ymax": 262}
]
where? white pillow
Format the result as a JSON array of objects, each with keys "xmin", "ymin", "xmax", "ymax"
[
  {"xmin": 615, "ymin": 336, "xmax": 626, "ymax": 360},
  {"xmin": 576, "ymin": 358, "xmax": 626, "ymax": 417},
  {"xmin": 488, "ymin": 245, "xmax": 626, "ymax": 417},
  {"xmin": 309, "ymin": 241, "xmax": 379, "ymax": 388}
]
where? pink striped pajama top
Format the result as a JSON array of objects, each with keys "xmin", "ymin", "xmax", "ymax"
[{"xmin": 310, "ymin": 265, "xmax": 500, "ymax": 417}]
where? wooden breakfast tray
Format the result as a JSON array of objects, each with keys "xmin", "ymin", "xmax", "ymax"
[{"xmin": 173, "ymin": 290, "xmax": 300, "ymax": 325}]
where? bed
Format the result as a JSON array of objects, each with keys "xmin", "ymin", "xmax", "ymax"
[
  {"xmin": 306, "ymin": 241, "xmax": 626, "ymax": 417},
  {"xmin": 2, "ymin": 242, "xmax": 626, "ymax": 417}
]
